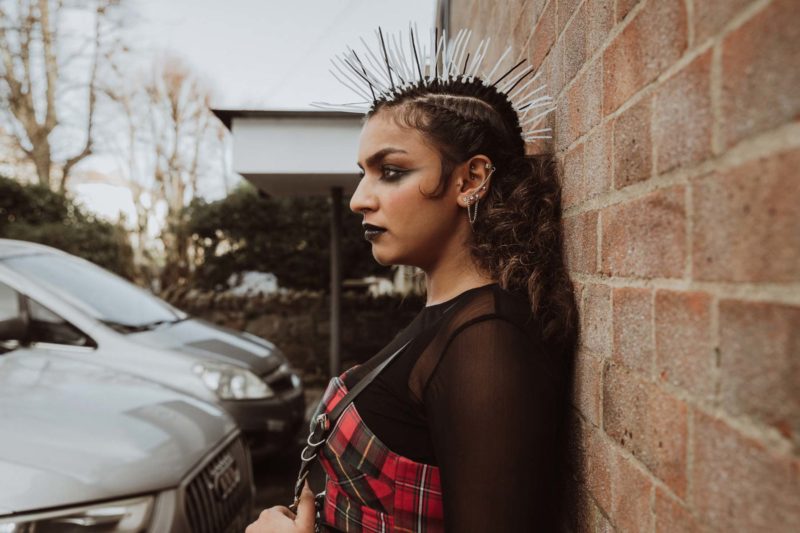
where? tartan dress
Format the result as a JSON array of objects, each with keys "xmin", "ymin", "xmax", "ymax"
[{"xmin": 316, "ymin": 367, "xmax": 445, "ymax": 533}]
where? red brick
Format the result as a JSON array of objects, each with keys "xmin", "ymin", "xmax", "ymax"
[
  {"xmin": 613, "ymin": 96, "xmax": 653, "ymax": 187},
  {"xmin": 574, "ymin": 353, "xmax": 605, "ymax": 426},
  {"xmin": 718, "ymin": 300, "xmax": 800, "ymax": 443},
  {"xmin": 584, "ymin": 121, "xmax": 613, "ymax": 200},
  {"xmin": 721, "ymin": 0, "xmax": 800, "ymax": 147},
  {"xmin": 562, "ymin": 142, "xmax": 585, "ymax": 208},
  {"xmin": 563, "ymin": 210, "xmax": 598, "ymax": 274},
  {"xmin": 611, "ymin": 453, "xmax": 654, "ymax": 532},
  {"xmin": 584, "ymin": 425, "xmax": 656, "ymax": 530},
  {"xmin": 491, "ymin": 6, "xmax": 514, "ymax": 52},
  {"xmin": 587, "ymin": 0, "xmax": 615, "ymax": 51},
  {"xmin": 692, "ymin": 410, "xmax": 800, "ymax": 531},
  {"xmin": 558, "ymin": 122, "xmax": 611, "ymax": 206},
  {"xmin": 544, "ymin": 35, "xmax": 564, "ymax": 97},
  {"xmin": 603, "ymin": 0, "xmax": 687, "ymax": 114},
  {"xmin": 581, "ymin": 283, "xmax": 612, "ymax": 357},
  {"xmin": 583, "ymin": 425, "xmax": 614, "ymax": 515},
  {"xmin": 612, "ymin": 287, "xmax": 653, "ymax": 375},
  {"xmin": 557, "ymin": 0, "xmax": 581, "ymax": 34},
  {"xmin": 601, "ymin": 186, "xmax": 687, "ymax": 278},
  {"xmin": 563, "ymin": 1, "xmax": 588, "ymax": 84},
  {"xmin": 653, "ymin": 49, "xmax": 713, "ymax": 174},
  {"xmin": 692, "ymin": 149, "xmax": 800, "ymax": 282},
  {"xmin": 525, "ymin": 0, "xmax": 555, "ymax": 70},
  {"xmin": 593, "ymin": 506, "xmax": 615, "ymax": 533},
  {"xmin": 572, "ymin": 278, "xmax": 584, "ymax": 306},
  {"xmin": 603, "ymin": 362, "xmax": 689, "ymax": 497},
  {"xmin": 511, "ymin": 0, "xmax": 540, "ymax": 52},
  {"xmin": 654, "ymin": 488, "xmax": 703, "ymax": 533},
  {"xmin": 694, "ymin": 0, "xmax": 753, "ymax": 43},
  {"xmin": 560, "ymin": 58, "xmax": 603, "ymax": 151},
  {"xmin": 654, "ymin": 290, "xmax": 714, "ymax": 401},
  {"xmin": 615, "ymin": 0, "xmax": 642, "ymax": 22}
]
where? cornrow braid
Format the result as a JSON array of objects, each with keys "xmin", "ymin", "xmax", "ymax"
[{"xmin": 365, "ymin": 78, "xmax": 577, "ymax": 350}]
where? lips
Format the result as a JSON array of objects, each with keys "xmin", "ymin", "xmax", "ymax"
[{"xmin": 362, "ymin": 223, "xmax": 387, "ymax": 241}]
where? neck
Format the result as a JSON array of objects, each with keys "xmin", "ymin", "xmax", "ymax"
[{"xmin": 422, "ymin": 241, "xmax": 495, "ymax": 306}]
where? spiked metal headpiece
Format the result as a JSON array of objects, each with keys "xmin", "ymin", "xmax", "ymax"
[{"xmin": 311, "ymin": 25, "xmax": 555, "ymax": 143}]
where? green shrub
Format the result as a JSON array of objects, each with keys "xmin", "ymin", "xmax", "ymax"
[
  {"xmin": 186, "ymin": 183, "xmax": 388, "ymax": 290},
  {"xmin": 0, "ymin": 175, "xmax": 135, "ymax": 279}
]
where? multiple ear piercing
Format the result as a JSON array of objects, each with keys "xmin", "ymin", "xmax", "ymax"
[{"xmin": 464, "ymin": 162, "xmax": 496, "ymax": 226}]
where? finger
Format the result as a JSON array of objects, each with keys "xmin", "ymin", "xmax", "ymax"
[
  {"xmin": 268, "ymin": 505, "xmax": 297, "ymax": 520},
  {"xmin": 295, "ymin": 480, "xmax": 316, "ymax": 531}
]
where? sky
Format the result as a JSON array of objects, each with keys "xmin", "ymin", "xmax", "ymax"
[
  {"xmin": 132, "ymin": 0, "xmax": 436, "ymax": 109},
  {"xmin": 74, "ymin": 0, "xmax": 437, "ymax": 222}
]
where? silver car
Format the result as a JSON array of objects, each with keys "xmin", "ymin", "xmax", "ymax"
[
  {"xmin": 0, "ymin": 301, "xmax": 254, "ymax": 531},
  {"xmin": 0, "ymin": 239, "xmax": 305, "ymax": 457}
]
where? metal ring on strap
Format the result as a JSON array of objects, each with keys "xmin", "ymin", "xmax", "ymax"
[
  {"xmin": 300, "ymin": 445, "xmax": 318, "ymax": 462},
  {"xmin": 307, "ymin": 431, "xmax": 327, "ymax": 448}
]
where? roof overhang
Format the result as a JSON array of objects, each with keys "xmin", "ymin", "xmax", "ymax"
[{"xmin": 211, "ymin": 109, "xmax": 365, "ymax": 197}]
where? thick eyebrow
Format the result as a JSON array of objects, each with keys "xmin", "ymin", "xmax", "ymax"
[{"xmin": 356, "ymin": 147, "xmax": 408, "ymax": 169}]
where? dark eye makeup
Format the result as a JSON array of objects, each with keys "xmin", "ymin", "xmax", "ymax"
[{"xmin": 357, "ymin": 165, "xmax": 409, "ymax": 182}]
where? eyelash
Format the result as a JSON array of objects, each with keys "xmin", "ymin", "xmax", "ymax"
[{"xmin": 358, "ymin": 166, "xmax": 407, "ymax": 182}]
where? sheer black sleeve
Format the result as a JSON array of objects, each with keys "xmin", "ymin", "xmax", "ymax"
[{"xmin": 423, "ymin": 318, "xmax": 562, "ymax": 532}]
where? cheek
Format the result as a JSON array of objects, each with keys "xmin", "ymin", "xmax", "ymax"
[{"xmin": 384, "ymin": 186, "xmax": 439, "ymax": 228}]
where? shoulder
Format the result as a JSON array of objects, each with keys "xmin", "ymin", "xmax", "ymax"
[
  {"xmin": 438, "ymin": 317, "xmax": 540, "ymax": 380},
  {"xmin": 408, "ymin": 283, "xmax": 543, "ymax": 402},
  {"xmin": 442, "ymin": 284, "xmax": 539, "ymax": 347}
]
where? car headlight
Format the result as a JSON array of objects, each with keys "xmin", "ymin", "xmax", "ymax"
[
  {"xmin": 0, "ymin": 496, "xmax": 153, "ymax": 532},
  {"xmin": 193, "ymin": 361, "xmax": 274, "ymax": 400}
]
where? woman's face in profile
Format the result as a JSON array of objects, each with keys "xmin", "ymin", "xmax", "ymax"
[{"xmin": 351, "ymin": 110, "xmax": 462, "ymax": 269}]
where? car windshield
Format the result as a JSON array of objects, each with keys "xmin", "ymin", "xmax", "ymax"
[{"xmin": 2, "ymin": 253, "xmax": 183, "ymax": 330}]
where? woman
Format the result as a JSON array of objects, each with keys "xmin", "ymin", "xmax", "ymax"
[{"xmin": 247, "ymin": 27, "xmax": 577, "ymax": 533}]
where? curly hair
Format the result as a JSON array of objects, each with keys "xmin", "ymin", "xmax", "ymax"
[{"xmin": 366, "ymin": 77, "xmax": 577, "ymax": 349}]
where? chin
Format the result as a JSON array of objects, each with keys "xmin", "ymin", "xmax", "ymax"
[
  {"xmin": 371, "ymin": 250, "xmax": 395, "ymax": 267},
  {"xmin": 371, "ymin": 245, "xmax": 407, "ymax": 267}
]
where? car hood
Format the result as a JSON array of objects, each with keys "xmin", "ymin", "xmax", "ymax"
[
  {"xmin": 0, "ymin": 350, "xmax": 237, "ymax": 515},
  {"xmin": 129, "ymin": 318, "xmax": 282, "ymax": 375}
]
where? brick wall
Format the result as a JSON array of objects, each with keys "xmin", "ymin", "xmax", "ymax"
[{"xmin": 451, "ymin": 0, "xmax": 799, "ymax": 530}]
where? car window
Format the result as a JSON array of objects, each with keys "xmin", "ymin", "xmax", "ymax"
[
  {"xmin": 27, "ymin": 298, "xmax": 94, "ymax": 347},
  {"xmin": 2, "ymin": 253, "xmax": 182, "ymax": 329}
]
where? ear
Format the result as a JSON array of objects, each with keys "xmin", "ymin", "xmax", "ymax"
[{"xmin": 455, "ymin": 155, "xmax": 495, "ymax": 208}]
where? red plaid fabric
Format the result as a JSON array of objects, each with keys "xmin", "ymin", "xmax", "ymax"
[{"xmin": 317, "ymin": 369, "xmax": 444, "ymax": 533}]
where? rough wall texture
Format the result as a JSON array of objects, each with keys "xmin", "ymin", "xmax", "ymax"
[{"xmin": 451, "ymin": 0, "xmax": 799, "ymax": 531}]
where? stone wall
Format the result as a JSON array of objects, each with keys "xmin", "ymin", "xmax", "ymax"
[
  {"xmin": 450, "ymin": 0, "xmax": 799, "ymax": 531},
  {"xmin": 163, "ymin": 286, "xmax": 424, "ymax": 385}
]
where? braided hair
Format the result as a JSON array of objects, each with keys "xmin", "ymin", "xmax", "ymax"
[{"xmin": 366, "ymin": 77, "xmax": 577, "ymax": 349}]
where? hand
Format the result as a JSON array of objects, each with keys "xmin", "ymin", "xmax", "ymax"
[{"xmin": 245, "ymin": 481, "xmax": 315, "ymax": 533}]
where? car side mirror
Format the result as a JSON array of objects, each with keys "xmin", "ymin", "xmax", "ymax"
[
  {"xmin": 0, "ymin": 316, "xmax": 28, "ymax": 341},
  {"xmin": 0, "ymin": 285, "xmax": 28, "ymax": 342}
]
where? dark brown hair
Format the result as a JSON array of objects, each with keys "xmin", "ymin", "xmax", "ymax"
[{"xmin": 367, "ymin": 77, "xmax": 577, "ymax": 349}]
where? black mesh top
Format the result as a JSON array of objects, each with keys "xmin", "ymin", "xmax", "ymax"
[{"xmin": 340, "ymin": 282, "xmax": 567, "ymax": 532}]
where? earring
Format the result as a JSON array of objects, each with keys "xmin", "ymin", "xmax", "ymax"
[
  {"xmin": 465, "ymin": 193, "xmax": 479, "ymax": 225},
  {"xmin": 464, "ymin": 163, "xmax": 495, "ymax": 227}
]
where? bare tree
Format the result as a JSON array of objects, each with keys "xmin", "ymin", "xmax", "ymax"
[
  {"xmin": 105, "ymin": 55, "xmax": 224, "ymax": 287},
  {"xmin": 0, "ymin": 0, "xmax": 124, "ymax": 191}
]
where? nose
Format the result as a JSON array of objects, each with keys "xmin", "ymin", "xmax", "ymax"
[{"xmin": 349, "ymin": 174, "xmax": 377, "ymax": 215}]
